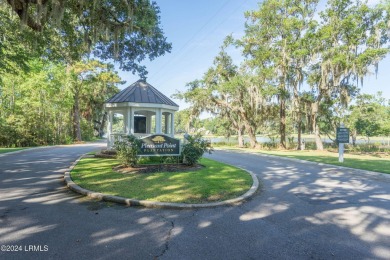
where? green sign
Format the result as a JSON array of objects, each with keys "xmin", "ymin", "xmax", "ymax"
[
  {"xmin": 336, "ymin": 127, "xmax": 350, "ymax": 143},
  {"xmin": 139, "ymin": 134, "xmax": 181, "ymax": 156}
]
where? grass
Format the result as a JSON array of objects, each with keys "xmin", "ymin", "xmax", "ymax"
[
  {"xmin": 225, "ymin": 148, "xmax": 390, "ymax": 174},
  {"xmin": 0, "ymin": 148, "xmax": 26, "ymax": 154},
  {"xmin": 71, "ymin": 157, "xmax": 253, "ymax": 204}
]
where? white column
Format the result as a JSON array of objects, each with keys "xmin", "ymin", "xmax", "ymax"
[
  {"xmin": 171, "ymin": 113, "xmax": 175, "ymax": 137},
  {"xmin": 146, "ymin": 112, "xmax": 152, "ymax": 134},
  {"xmin": 164, "ymin": 113, "xmax": 169, "ymax": 134},
  {"xmin": 129, "ymin": 107, "xmax": 134, "ymax": 134},
  {"xmin": 156, "ymin": 108, "xmax": 162, "ymax": 134},
  {"xmin": 123, "ymin": 110, "xmax": 128, "ymax": 134},
  {"xmin": 107, "ymin": 110, "xmax": 113, "ymax": 148},
  {"xmin": 127, "ymin": 107, "xmax": 132, "ymax": 135}
]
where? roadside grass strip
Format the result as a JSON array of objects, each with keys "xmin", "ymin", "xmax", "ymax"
[
  {"xmin": 0, "ymin": 148, "xmax": 26, "ymax": 154},
  {"xmin": 258, "ymin": 150, "xmax": 390, "ymax": 174}
]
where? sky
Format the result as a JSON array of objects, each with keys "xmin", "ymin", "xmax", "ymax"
[{"xmin": 116, "ymin": 0, "xmax": 390, "ymax": 111}]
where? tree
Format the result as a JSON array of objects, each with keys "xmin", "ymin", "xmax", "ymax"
[
  {"xmin": 174, "ymin": 109, "xmax": 192, "ymax": 134},
  {"xmin": 242, "ymin": 0, "xmax": 319, "ymax": 149},
  {"xmin": 306, "ymin": 0, "xmax": 389, "ymax": 150},
  {"xmin": 348, "ymin": 93, "xmax": 390, "ymax": 143},
  {"xmin": 0, "ymin": 60, "xmax": 74, "ymax": 146},
  {"xmin": 202, "ymin": 47, "xmax": 261, "ymax": 148},
  {"xmin": 2, "ymin": 0, "xmax": 172, "ymax": 76},
  {"xmin": 68, "ymin": 60, "xmax": 121, "ymax": 141},
  {"xmin": 175, "ymin": 45, "xmax": 269, "ymax": 148},
  {"xmin": 0, "ymin": 58, "xmax": 121, "ymax": 146},
  {"xmin": 0, "ymin": 5, "xmax": 31, "ymax": 75}
]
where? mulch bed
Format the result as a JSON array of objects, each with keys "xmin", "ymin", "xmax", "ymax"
[{"xmin": 113, "ymin": 163, "xmax": 204, "ymax": 174}]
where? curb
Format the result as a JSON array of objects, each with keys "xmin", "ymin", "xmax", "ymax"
[
  {"xmin": 216, "ymin": 148, "xmax": 390, "ymax": 179},
  {"xmin": 64, "ymin": 156, "xmax": 260, "ymax": 209}
]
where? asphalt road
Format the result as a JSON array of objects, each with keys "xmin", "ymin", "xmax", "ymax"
[{"xmin": 0, "ymin": 143, "xmax": 389, "ymax": 259}]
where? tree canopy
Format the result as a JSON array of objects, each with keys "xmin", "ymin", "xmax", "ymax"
[
  {"xmin": 0, "ymin": 0, "xmax": 172, "ymax": 146},
  {"xmin": 176, "ymin": 0, "xmax": 390, "ymax": 149},
  {"xmin": 2, "ymin": 0, "xmax": 172, "ymax": 76}
]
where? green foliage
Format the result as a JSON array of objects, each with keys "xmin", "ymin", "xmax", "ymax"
[
  {"xmin": 176, "ymin": 0, "xmax": 389, "ymax": 151},
  {"xmin": 138, "ymin": 156, "xmax": 181, "ymax": 165},
  {"xmin": 68, "ymin": 59, "xmax": 121, "ymax": 141},
  {"xmin": 114, "ymin": 135, "xmax": 141, "ymax": 167},
  {"xmin": 0, "ymin": 59, "xmax": 120, "ymax": 147},
  {"xmin": 346, "ymin": 143, "xmax": 390, "ymax": 154},
  {"xmin": 182, "ymin": 134, "xmax": 213, "ymax": 166},
  {"xmin": 173, "ymin": 108, "xmax": 202, "ymax": 134},
  {"xmin": 202, "ymin": 117, "xmax": 235, "ymax": 137},
  {"xmin": 347, "ymin": 93, "xmax": 390, "ymax": 142},
  {"xmin": 2, "ymin": 0, "xmax": 172, "ymax": 77},
  {"xmin": 0, "ymin": 5, "xmax": 31, "ymax": 75}
]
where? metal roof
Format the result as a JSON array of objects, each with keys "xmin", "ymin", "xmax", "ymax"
[{"xmin": 106, "ymin": 80, "xmax": 179, "ymax": 107}]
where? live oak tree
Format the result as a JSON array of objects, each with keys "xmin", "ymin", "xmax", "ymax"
[
  {"xmin": 305, "ymin": 0, "xmax": 389, "ymax": 150},
  {"xmin": 202, "ymin": 48, "xmax": 259, "ymax": 147},
  {"xmin": 1, "ymin": 0, "xmax": 171, "ymax": 144},
  {"xmin": 0, "ymin": 5, "xmax": 31, "ymax": 75},
  {"xmin": 178, "ymin": 0, "xmax": 389, "ymax": 150},
  {"xmin": 175, "ymin": 44, "xmax": 273, "ymax": 148},
  {"xmin": 2, "ymin": 0, "xmax": 172, "ymax": 76},
  {"xmin": 241, "ymin": 0, "xmax": 319, "ymax": 149},
  {"xmin": 68, "ymin": 60, "xmax": 121, "ymax": 142}
]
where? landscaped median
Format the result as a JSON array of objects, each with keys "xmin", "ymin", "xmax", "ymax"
[{"xmin": 66, "ymin": 157, "xmax": 258, "ymax": 208}]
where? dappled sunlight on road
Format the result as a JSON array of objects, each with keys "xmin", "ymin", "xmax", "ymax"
[
  {"xmin": 370, "ymin": 194, "xmax": 390, "ymax": 200},
  {"xmin": 204, "ymin": 150, "xmax": 390, "ymax": 259},
  {"xmin": 239, "ymin": 202, "xmax": 290, "ymax": 221},
  {"xmin": 23, "ymin": 189, "xmax": 77, "ymax": 205},
  {"xmin": 92, "ymin": 229, "xmax": 141, "ymax": 245},
  {"xmin": 198, "ymin": 220, "xmax": 212, "ymax": 228},
  {"xmin": 305, "ymin": 206, "xmax": 390, "ymax": 258},
  {"xmin": 0, "ymin": 215, "xmax": 57, "ymax": 243},
  {"xmin": 1, "ymin": 145, "xmax": 389, "ymax": 259}
]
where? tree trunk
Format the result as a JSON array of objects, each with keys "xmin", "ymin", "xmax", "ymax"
[
  {"xmin": 314, "ymin": 121, "xmax": 323, "ymax": 150},
  {"xmin": 310, "ymin": 101, "xmax": 323, "ymax": 150},
  {"xmin": 100, "ymin": 113, "xmax": 107, "ymax": 138},
  {"xmin": 247, "ymin": 132, "xmax": 257, "ymax": 148},
  {"xmin": 237, "ymin": 127, "xmax": 244, "ymax": 148},
  {"xmin": 73, "ymin": 90, "xmax": 82, "ymax": 142},
  {"xmin": 351, "ymin": 129, "xmax": 356, "ymax": 146},
  {"xmin": 297, "ymin": 117, "xmax": 302, "ymax": 150},
  {"xmin": 245, "ymin": 125, "xmax": 257, "ymax": 148},
  {"xmin": 280, "ymin": 98, "xmax": 287, "ymax": 149}
]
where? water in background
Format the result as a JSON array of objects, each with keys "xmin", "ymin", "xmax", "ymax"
[{"xmin": 207, "ymin": 136, "xmax": 384, "ymax": 145}]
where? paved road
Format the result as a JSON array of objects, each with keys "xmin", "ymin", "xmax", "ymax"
[{"xmin": 0, "ymin": 144, "xmax": 389, "ymax": 259}]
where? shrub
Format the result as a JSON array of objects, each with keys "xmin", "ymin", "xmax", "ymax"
[
  {"xmin": 114, "ymin": 135, "xmax": 141, "ymax": 166},
  {"xmin": 182, "ymin": 133, "xmax": 213, "ymax": 166},
  {"xmin": 345, "ymin": 143, "xmax": 389, "ymax": 153}
]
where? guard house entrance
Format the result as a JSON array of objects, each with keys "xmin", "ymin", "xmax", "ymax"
[{"xmin": 104, "ymin": 80, "xmax": 179, "ymax": 148}]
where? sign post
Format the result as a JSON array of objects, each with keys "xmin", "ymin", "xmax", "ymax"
[{"xmin": 336, "ymin": 124, "xmax": 349, "ymax": 163}]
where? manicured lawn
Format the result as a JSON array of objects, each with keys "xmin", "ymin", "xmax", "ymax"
[
  {"xmin": 71, "ymin": 158, "xmax": 253, "ymax": 203},
  {"xmin": 0, "ymin": 148, "xmax": 26, "ymax": 154},
  {"xmin": 257, "ymin": 150, "xmax": 390, "ymax": 174}
]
